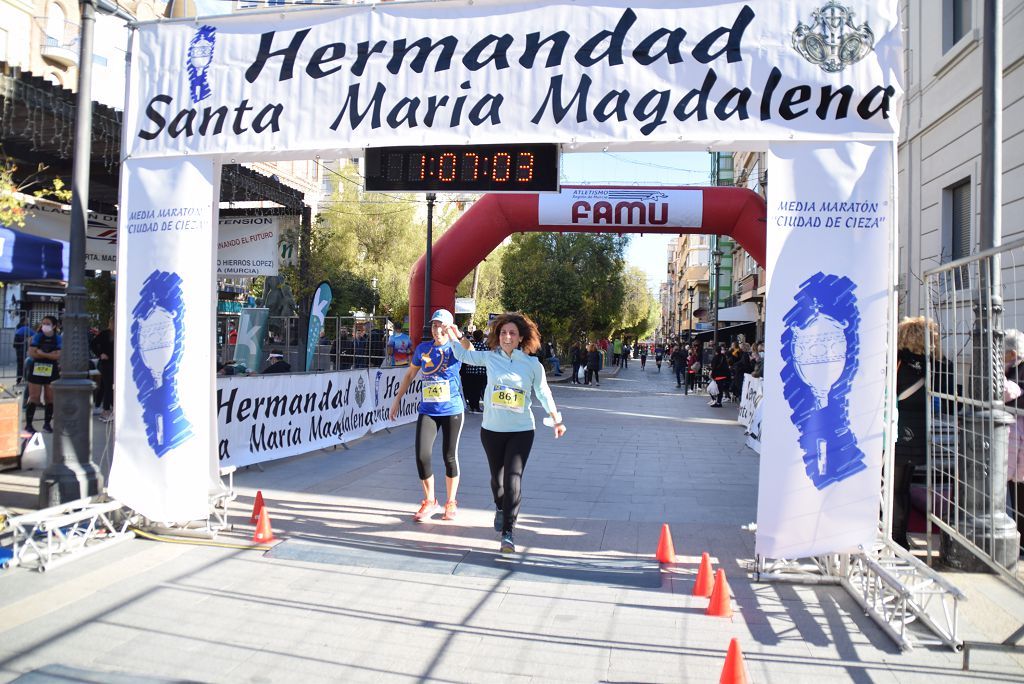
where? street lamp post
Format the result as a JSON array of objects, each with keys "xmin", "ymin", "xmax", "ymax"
[
  {"xmin": 40, "ymin": 0, "xmax": 103, "ymax": 506},
  {"xmin": 711, "ymin": 249, "xmax": 723, "ymax": 349},
  {"xmin": 687, "ymin": 285, "xmax": 695, "ymax": 341},
  {"xmin": 370, "ymin": 276, "xmax": 378, "ymax": 321}
]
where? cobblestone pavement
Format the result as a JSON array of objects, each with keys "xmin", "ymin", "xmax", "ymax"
[{"xmin": 1, "ymin": 362, "xmax": 1023, "ymax": 682}]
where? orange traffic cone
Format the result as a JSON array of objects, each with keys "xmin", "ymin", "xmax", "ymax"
[
  {"xmin": 250, "ymin": 490, "xmax": 265, "ymax": 524},
  {"xmin": 719, "ymin": 638, "xmax": 749, "ymax": 684},
  {"xmin": 706, "ymin": 569, "xmax": 733, "ymax": 617},
  {"xmin": 252, "ymin": 506, "xmax": 277, "ymax": 544},
  {"xmin": 655, "ymin": 524, "xmax": 677, "ymax": 563},
  {"xmin": 693, "ymin": 552, "xmax": 715, "ymax": 597}
]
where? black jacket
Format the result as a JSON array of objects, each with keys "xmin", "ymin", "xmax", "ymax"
[{"xmin": 895, "ymin": 349, "xmax": 954, "ymax": 464}]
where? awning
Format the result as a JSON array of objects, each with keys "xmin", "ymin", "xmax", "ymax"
[
  {"xmin": 694, "ymin": 321, "xmax": 757, "ymax": 344},
  {"xmin": 716, "ymin": 301, "xmax": 760, "ymax": 322},
  {"xmin": 0, "ymin": 225, "xmax": 68, "ymax": 281}
]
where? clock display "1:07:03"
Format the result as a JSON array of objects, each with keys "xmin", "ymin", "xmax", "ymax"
[{"xmin": 386, "ymin": 150, "xmax": 535, "ymax": 183}]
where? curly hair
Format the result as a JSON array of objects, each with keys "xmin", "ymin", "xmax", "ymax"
[
  {"xmin": 487, "ymin": 312, "xmax": 541, "ymax": 354},
  {"xmin": 897, "ymin": 316, "xmax": 940, "ymax": 356}
]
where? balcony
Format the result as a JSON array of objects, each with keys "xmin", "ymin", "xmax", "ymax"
[
  {"xmin": 37, "ymin": 19, "xmax": 80, "ymax": 68},
  {"xmin": 738, "ymin": 272, "xmax": 762, "ymax": 302}
]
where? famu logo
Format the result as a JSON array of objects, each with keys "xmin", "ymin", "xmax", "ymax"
[
  {"xmin": 569, "ymin": 189, "xmax": 672, "ymax": 226},
  {"xmin": 793, "ymin": 2, "xmax": 874, "ymax": 73}
]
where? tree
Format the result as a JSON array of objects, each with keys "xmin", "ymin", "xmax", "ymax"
[
  {"xmin": 613, "ymin": 266, "xmax": 659, "ymax": 341},
  {"xmin": 500, "ymin": 232, "xmax": 628, "ymax": 344},
  {"xmin": 456, "ymin": 243, "xmax": 506, "ymax": 329},
  {"xmin": 1, "ymin": 156, "xmax": 72, "ymax": 228}
]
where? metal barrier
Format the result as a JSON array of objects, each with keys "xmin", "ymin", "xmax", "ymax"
[
  {"xmin": 923, "ymin": 237, "xmax": 1024, "ymax": 666},
  {"xmin": 217, "ymin": 314, "xmax": 393, "ymax": 372},
  {"xmin": 923, "ymin": 237, "xmax": 1024, "ymax": 587}
]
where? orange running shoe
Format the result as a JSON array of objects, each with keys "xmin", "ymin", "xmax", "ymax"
[
  {"xmin": 413, "ymin": 499, "xmax": 441, "ymax": 522},
  {"xmin": 442, "ymin": 500, "xmax": 458, "ymax": 521}
]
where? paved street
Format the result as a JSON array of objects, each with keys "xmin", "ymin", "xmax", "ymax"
[{"xmin": 1, "ymin": 363, "xmax": 1024, "ymax": 682}]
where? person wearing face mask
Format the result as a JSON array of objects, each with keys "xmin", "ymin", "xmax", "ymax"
[
  {"xmin": 447, "ymin": 312, "xmax": 566, "ymax": 554},
  {"xmin": 389, "ymin": 309, "xmax": 465, "ymax": 523},
  {"xmin": 25, "ymin": 316, "xmax": 61, "ymax": 433}
]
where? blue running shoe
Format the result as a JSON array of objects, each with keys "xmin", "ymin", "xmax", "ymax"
[{"xmin": 500, "ymin": 531, "xmax": 515, "ymax": 554}]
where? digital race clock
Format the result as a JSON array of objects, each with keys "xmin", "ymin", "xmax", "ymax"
[{"xmin": 364, "ymin": 144, "xmax": 560, "ymax": 193}]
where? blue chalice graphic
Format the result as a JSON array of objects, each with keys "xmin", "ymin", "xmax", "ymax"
[
  {"xmin": 780, "ymin": 272, "xmax": 866, "ymax": 489},
  {"xmin": 187, "ymin": 25, "xmax": 216, "ymax": 104},
  {"xmin": 130, "ymin": 271, "xmax": 192, "ymax": 457}
]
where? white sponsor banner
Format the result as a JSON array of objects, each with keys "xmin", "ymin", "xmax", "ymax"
[
  {"xmin": 19, "ymin": 203, "xmax": 280, "ymax": 276},
  {"xmin": 125, "ymin": 1, "xmax": 903, "ymax": 159},
  {"xmin": 216, "ymin": 367, "xmax": 421, "ymax": 467},
  {"xmin": 215, "ymin": 216, "xmax": 281, "ymax": 276},
  {"xmin": 737, "ymin": 373, "xmax": 761, "ymax": 430},
  {"xmin": 108, "ymin": 157, "xmax": 218, "ymax": 522},
  {"xmin": 756, "ymin": 141, "xmax": 892, "ymax": 559},
  {"xmin": 538, "ymin": 187, "xmax": 702, "ymax": 228}
]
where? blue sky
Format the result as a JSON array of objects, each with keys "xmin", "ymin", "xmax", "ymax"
[{"xmin": 560, "ymin": 152, "xmax": 711, "ymax": 293}]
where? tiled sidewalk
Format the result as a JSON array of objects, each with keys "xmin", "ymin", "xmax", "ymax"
[{"xmin": 0, "ymin": 363, "xmax": 1022, "ymax": 682}]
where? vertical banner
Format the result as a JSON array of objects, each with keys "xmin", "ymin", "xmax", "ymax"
[
  {"xmin": 108, "ymin": 157, "xmax": 217, "ymax": 522},
  {"xmin": 233, "ymin": 307, "xmax": 269, "ymax": 373},
  {"xmin": 756, "ymin": 142, "xmax": 893, "ymax": 559},
  {"xmin": 305, "ymin": 281, "xmax": 333, "ymax": 371}
]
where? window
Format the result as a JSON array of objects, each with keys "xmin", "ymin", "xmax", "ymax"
[
  {"xmin": 944, "ymin": 0, "xmax": 972, "ymax": 52},
  {"xmin": 943, "ymin": 178, "xmax": 972, "ymax": 289}
]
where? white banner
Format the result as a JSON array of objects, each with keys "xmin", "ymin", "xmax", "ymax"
[
  {"xmin": 19, "ymin": 203, "xmax": 280, "ymax": 276},
  {"xmin": 756, "ymin": 141, "xmax": 892, "ymax": 559},
  {"xmin": 125, "ymin": 1, "xmax": 903, "ymax": 159},
  {"xmin": 737, "ymin": 373, "xmax": 761, "ymax": 429},
  {"xmin": 108, "ymin": 157, "xmax": 219, "ymax": 523},
  {"xmin": 216, "ymin": 367, "xmax": 421, "ymax": 467},
  {"xmin": 538, "ymin": 187, "xmax": 702, "ymax": 228}
]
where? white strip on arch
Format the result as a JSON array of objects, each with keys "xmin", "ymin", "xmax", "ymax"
[{"xmin": 112, "ymin": 0, "xmax": 903, "ymax": 532}]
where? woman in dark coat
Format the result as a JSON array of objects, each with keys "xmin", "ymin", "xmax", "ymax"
[
  {"xmin": 585, "ymin": 343, "xmax": 602, "ymax": 386},
  {"xmin": 708, "ymin": 347, "xmax": 731, "ymax": 407},
  {"xmin": 893, "ymin": 316, "xmax": 953, "ymax": 550}
]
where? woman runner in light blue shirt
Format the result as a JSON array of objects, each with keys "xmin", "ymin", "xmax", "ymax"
[{"xmin": 446, "ymin": 312, "xmax": 566, "ymax": 554}]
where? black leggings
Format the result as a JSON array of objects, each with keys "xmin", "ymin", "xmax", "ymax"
[
  {"xmin": 415, "ymin": 413, "xmax": 464, "ymax": 481},
  {"xmin": 480, "ymin": 428, "xmax": 535, "ymax": 533}
]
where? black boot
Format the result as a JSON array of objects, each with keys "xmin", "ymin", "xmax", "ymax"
[
  {"xmin": 42, "ymin": 403, "xmax": 53, "ymax": 433},
  {"xmin": 24, "ymin": 403, "xmax": 36, "ymax": 433}
]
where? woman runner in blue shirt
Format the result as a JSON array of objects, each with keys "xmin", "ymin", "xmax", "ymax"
[
  {"xmin": 446, "ymin": 313, "xmax": 566, "ymax": 554},
  {"xmin": 389, "ymin": 309, "xmax": 465, "ymax": 522}
]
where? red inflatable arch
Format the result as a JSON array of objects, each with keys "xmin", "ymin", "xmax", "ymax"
[{"xmin": 408, "ymin": 186, "xmax": 766, "ymax": 336}]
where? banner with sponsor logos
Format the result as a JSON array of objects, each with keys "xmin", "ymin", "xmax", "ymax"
[
  {"xmin": 108, "ymin": 157, "xmax": 218, "ymax": 523},
  {"xmin": 124, "ymin": 0, "xmax": 902, "ymax": 159},
  {"xmin": 538, "ymin": 188, "xmax": 702, "ymax": 228},
  {"xmin": 19, "ymin": 202, "xmax": 280, "ymax": 276},
  {"xmin": 756, "ymin": 141, "xmax": 892, "ymax": 559},
  {"xmin": 216, "ymin": 367, "xmax": 421, "ymax": 467},
  {"xmin": 232, "ymin": 307, "xmax": 269, "ymax": 372}
]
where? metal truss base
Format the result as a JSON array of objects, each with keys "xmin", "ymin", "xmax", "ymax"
[
  {"xmin": 4, "ymin": 497, "xmax": 134, "ymax": 572},
  {"xmin": 756, "ymin": 539, "xmax": 964, "ymax": 652},
  {"xmin": 138, "ymin": 466, "xmax": 237, "ymax": 540}
]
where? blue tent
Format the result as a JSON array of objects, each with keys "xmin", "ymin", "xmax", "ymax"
[{"xmin": 0, "ymin": 224, "xmax": 68, "ymax": 281}]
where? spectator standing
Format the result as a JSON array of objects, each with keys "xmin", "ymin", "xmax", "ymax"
[
  {"xmin": 621, "ymin": 341, "xmax": 630, "ymax": 368},
  {"xmin": 893, "ymin": 317, "xmax": 953, "ymax": 550},
  {"xmin": 670, "ymin": 345, "xmax": 687, "ymax": 389},
  {"xmin": 25, "ymin": 316, "xmax": 61, "ymax": 433},
  {"xmin": 730, "ymin": 343, "xmax": 753, "ymax": 402},
  {"xmin": 1006, "ymin": 329, "xmax": 1024, "ymax": 555},
  {"xmin": 585, "ymin": 343, "xmax": 602, "ymax": 386},
  {"xmin": 708, "ymin": 347, "xmax": 730, "ymax": 407},
  {"xmin": 461, "ymin": 329, "xmax": 488, "ymax": 413},
  {"xmin": 90, "ymin": 316, "xmax": 115, "ymax": 422},
  {"xmin": 12, "ymin": 316, "xmax": 31, "ymax": 384},
  {"xmin": 386, "ymin": 322, "xmax": 413, "ymax": 368},
  {"xmin": 570, "ymin": 342, "xmax": 583, "ymax": 384},
  {"xmin": 612, "ymin": 338, "xmax": 622, "ymax": 366}
]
